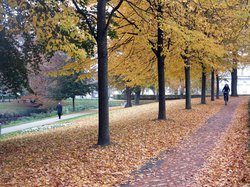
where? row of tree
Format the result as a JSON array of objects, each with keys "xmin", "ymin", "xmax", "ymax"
[{"xmin": 1, "ymin": 0, "xmax": 249, "ymax": 146}]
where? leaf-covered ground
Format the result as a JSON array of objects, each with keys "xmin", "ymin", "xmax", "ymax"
[
  {"xmin": 0, "ymin": 98, "xmax": 248, "ymax": 186},
  {"xmin": 193, "ymin": 98, "xmax": 250, "ymax": 186},
  {"xmin": 121, "ymin": 97, "xmax": 248, "ymax": 186}
]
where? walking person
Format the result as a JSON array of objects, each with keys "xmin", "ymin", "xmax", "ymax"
[
  {"xmin": 222, "ymin": 84, "xmax": 230, "ymax": 105},
  {"xmin": 56, "ymin": 102, "xmax": 63, "ymax": 119}
]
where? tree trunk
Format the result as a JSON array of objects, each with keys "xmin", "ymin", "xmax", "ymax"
[
  {"xmin": 216, "ymin": 74, "xmax": 220, "ymax": 99},
  {"xmin": 134, "ymin": 87, "xmax": 141, "ymax": 105},
  {"xmin": 157, "ymin": 3, "xmax": 166, "ymax": 120},
  {"xmin": 211, "ymin": 69, "xmax": 215, "ymax": 101},
  {"xmin": 201, "ymin": 65, "xmax": 206, "ymax": 104},
  {"xmin": 231, "ymin": 67, "xmax": 238, "ymax": 96},
  {"xmin": 97, "ymin": 1, "xmax": 110, "ymax": 146},
  {"xmin": 180, "ymin": 85, "xmax": 184, "ymax": 99},
  {"xmin": 72, "ymin": 96, "xmax": 75, "ymax": 112},
  {"xmin": 125, "ymin": 86, "xmax": 132, "ymax": 108},
  {"xmin": 185, "ymin": 58, "xmax": 191, "ymax": 109},
  {"xmin": 155, "ymin": 90, "xmax": 159, "ymax": 101}
]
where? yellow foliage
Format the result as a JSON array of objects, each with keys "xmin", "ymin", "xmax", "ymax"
[
  {"xmin": 24, "ymin": 1, "xmax": 97, "ymax": 78},
  {"xmin": 108, "ymin": 1, "xmax": 217, "ymax": 90},
  {"xmin": 108, "ymin": 0, "xmax": 249, "ymax": 91},
  {"xmin": 5, "ymin": 0, "xmax": 249, "ymax": 90}
]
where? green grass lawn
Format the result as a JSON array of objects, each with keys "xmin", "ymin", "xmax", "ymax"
[
  {"xmin": 0, "ymin": 99, "xmax": 155, "ymax": 116},
  {"xmin": 0, "ymin": 102, "xmax": 37, "ymax": 115},
  {"xmin": 63, "ymin": 98, "xmax": 156, "ymax": 111},
  {"xmin": 1, "ymin": 111, "xmax": 58, "ymax": 129},
  {"xmin": 0, "ymin": 99, "xmax": 124, "ymax": 128},
  {"xmin": 0, "ymin": 112, "xmax": 98, "ymax": 140},
  {"xmin": 62, "ymin": 98, "xmax": 124, "ymax": 112},
  {"xmin": 0, "ymin": 99, "xmax": 156, "ymax": 129},
  {"xmin": 0, "ymin": 102, "xmax": 46, "ymax": 128}
]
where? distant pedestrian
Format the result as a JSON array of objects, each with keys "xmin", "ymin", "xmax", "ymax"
[
  {"xmin": 222, "ymin": 84, "xmax": 230, "ymax": 105},
  {"xmin": 56, "ymin": 102, "xmax": 63, "ymax": 119}
]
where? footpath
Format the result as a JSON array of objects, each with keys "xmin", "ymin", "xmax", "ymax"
[
  {"xmin": 1, "ymin": 110, "xmax": 97, "ymax": 135},
  {"xmin": 123, "ymin": 97, "xmax": 244, "ymax": 186}
]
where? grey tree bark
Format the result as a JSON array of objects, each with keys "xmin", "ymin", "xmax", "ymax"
[
  {"xmin": 125, "ymin": 86, "xmax": 132, "ymax": 108},
  {"xmin": 216, "ymin": 74, "xmax": 220, "ymax": 99},
  {"xmin": 184, "ymin": 58, "xmax": 191, "ymax": 109},
  {"xmin": 96, "ymin": 0, "xmax": 110, "ymax": 145},
  {"xmin": 211, "ymin": 70, "xmax": 215, "ymax": 101},
  {"xmin": 134, "ymin": 87, "xmax": 141, "ymax": 105},
  {"xmin": 231, "ymin": 67, "xmax": 238, "ymax": 96},
  {"xmin": 156, "ymin": 3, "xmax": 166, "ymax": 119},
  {"xmin": 201, "ymin": 64, "xmax": 206, "ymax": 104}
]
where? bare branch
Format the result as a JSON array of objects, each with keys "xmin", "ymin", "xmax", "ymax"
[
  {"xmin": 72, "ymin": 0, "xmax": 97, "ymax": 40},
  {"xmin": 109, "ymin": 35, "xmax": 134, "ymax": 53},
  {"xmin": 126, "ymin": 0, "xmax": 151, "ymax": 23},
  {"xmin": 114, "ymin": 8, "xmax": 140, "ymax": 30},
  {"xmin": 148, "ymin": 39, "xmax": 157, "ymax": 55},
  {"xmin": 105, "ymin": 0, "xmax": 124, "ymax": 31}
]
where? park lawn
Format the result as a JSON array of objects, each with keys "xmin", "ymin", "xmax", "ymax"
[
  {"xmin": 0, "ymin": 98, "xmax": 247, "ymax": 186},
  {"xmin": 0, "ymin": 102, "xmax": 36, "ymax": 115},
  {"xmin": 62, "ymin": 98, "xmax": 155, "ymax": 112},
  {"xmin": 63, "ymin": 98, "xmax": 124, "ymax": 111},
  {"xmin": 1, "ymin": 99, "xmax": 127, "ymax": 129}
]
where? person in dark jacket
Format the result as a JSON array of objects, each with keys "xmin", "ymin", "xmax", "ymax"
[
  {"xmin": 222, "ymin": 84, "xmax": 230, "ymax": 104},
  {"xmin": 56, "ymin": 102, "xmax": 63, "ymax": 119}
]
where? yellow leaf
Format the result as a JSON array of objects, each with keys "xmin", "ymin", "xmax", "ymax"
[{"xmin": 32, "ymin": 16, "xmax": 37, "ymax": 26}]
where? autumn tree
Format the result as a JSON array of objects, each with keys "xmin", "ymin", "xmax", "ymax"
[
  {"xmin": 68, "ymin": 0, "xmax": 124, "ymax": 145},
  {"xmin": 0, "ymin": 1, "xmax": 44, "ymax": 95},
  {"xmin": 110, "ymin": 1, "xmax": 178, "ymax": 119},
  {"xmin": 5, "ymin": 0, "xmax": 126, "ymax": 145},
  {"xmin": 175, "ymin": 1, "xmax": 222, "ymax": 109},
  {"xmin": 110, "ymin": 0, "xmax": 229, "ymax": 112},
  {"xmin": 49, "ymin": 75, "xmax": 96, "ymax": 111},
  {"xmin": 170, "ymin": 0, "xmax": 245, "ymax": 108},
  {"xmin": 133, "ymin": 86, "xmax": 141, "ymax": 105},
  {"xmin": 200, "ymin": 0, "xmax": 250, "ymax": 96},
  {"xmin": 0, "ymin": 30, "xmax": 28, "ymax": 95},
  {"xmin": 228, "ymin": 7, "xmax": 249, "ymax": 96},
  {"xmin": 109, "ymin": 40, "xmax": 157, "ymax": 108},
  {"xmin": 200, "ymin": 64, "xmax": 207, "ymax": 104},
  {"xmin": 211, "ymin": 69, "xmax": 215, "ymax": 101},
  {"xmin": 216, "ymin": 73, "xmax": 220, "ymax": 99},
  {"xmin": 111, "ymin": 0, "xmax": 248, "ymax": 106}
]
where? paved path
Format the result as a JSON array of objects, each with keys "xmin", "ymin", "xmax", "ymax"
[
  {"xmin": 1, "ymin": 111, "xmax": 96, "ymax": 135},
  {"xmin": 124, "ymin": 98, "xmax": 242, "ymax": 187}
]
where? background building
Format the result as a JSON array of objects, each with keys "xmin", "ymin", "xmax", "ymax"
[{"xmin": 220, "ymin": 65, "xmax": 250, "ymax": 95}]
